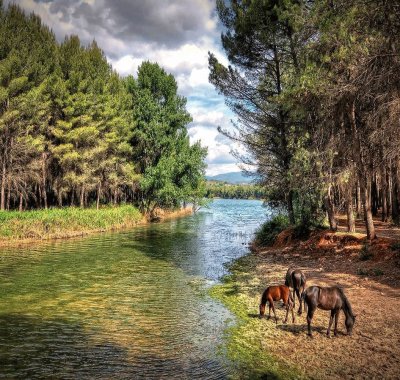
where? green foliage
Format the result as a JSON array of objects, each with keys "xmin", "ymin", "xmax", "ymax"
[
  {"xmin": 373, "ymin": 268, "xmax": 384, "ymax": 276},
  {"xmin": 254, "ymin": 214, "xmax": 290, "ymax": 246},
  {"xmin": 128, "ymin": 62, "xmax": 207, "ymax": 214},
  {"xmin": 210, "ymin": 0, "xmax": 400, "ymax": 231},
  {"xmin": 0, "ymin": 3, "xmax": 206, "ymax": 213},
  {"xmin": 356, "ymin": 268, "xmax": 369, "ymax": 276},
  {"xmin": 205, "ymin": 181, "xmax": 266, "ymax": 199},
  {"xmin": 391, "ymin": 242, "xmax": 400, "ymax": 251}
]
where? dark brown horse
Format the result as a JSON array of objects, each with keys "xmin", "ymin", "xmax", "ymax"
[
  {"xmin": 302, "ymin": 286, "xmax": 356, "ymax": 337},
  {"xmin": 285, "ymin": 267, "xmax": 306, "ymax": 315},
  {"xmin": 259, "ymin": 285, "xmax": 295, "ymax": 324}
]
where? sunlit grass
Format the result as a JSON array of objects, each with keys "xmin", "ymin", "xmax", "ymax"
[{"xmin": 0, "ymin": 205, "xmax": 143, "ymax": 240}]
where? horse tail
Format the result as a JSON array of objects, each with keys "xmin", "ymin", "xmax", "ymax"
[
  {"xmin": 301, "ymin": 272, "xmax": 307, "ymax": 290},
  {"xmin": 301, "ymin": 287, "xmax": 308, "ymax": 313}
]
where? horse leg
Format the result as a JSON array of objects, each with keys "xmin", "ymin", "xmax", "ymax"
[
  {"xmin": 327, "ymin": 310, "xmax": 335, "ymax": 338},
  {"xmin": 292, "ymin": 298, "xmax": 296, "ymax": 323},
  {"xmin": 268, "ymin": 302, "xmax": 272, "ymax": 320},
  {"xmin": 270, "ymin": 298, "xmax": 278, "ymax": 324},
  {"xmin": 292, "ymin": 288, "xmax": 296, "ymax": 308},
  {"xmin": 334, "ymin": 310, "xmax": 340, "ymax": 336},
  {"xmin": 295, "ymin": 287, "xmax": 302, "ymax": 315},
  {"xmin": 307, "ymin": 305, "xmax": 316, "ymax": 337}
]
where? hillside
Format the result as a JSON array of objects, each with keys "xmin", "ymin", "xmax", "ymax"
[{"xmin": 206, "ymin": 171, "xmax": 255, "ymax": 184}]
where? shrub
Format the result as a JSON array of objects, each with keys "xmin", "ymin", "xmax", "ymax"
[
  {"xmin": 359, "ymin": 243, "xmax": 373, "ymax": 261},
  {"xmin": 390, "ymin": 242, "xmax": 400, "ymax": 251},
  {"xmin": 255, "ymin": 214, "xmax": 289, "ymax": 246},
  {"xmin": 357, "ymin": 268, "xmax": 369, "ymax": 276}
]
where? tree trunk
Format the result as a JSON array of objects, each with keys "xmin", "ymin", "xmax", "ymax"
[
  {"xmin": 19, "ymin": 192, "xmax": 23, "ymax": 212},
  {"xmin": 287, "ymin": 190, "xmax": 295, "ymax": 225},
  {"xmin": 96, "ymin": 183, "xmax": 101, "ymax": 210},
  {"xmin": 80, "ymin": 186, "xmax": 85, "ymax": 208},
  {"xmin": 42, "ymin": 152, "xmax": 48, "ymax": 209},
  {"xmin": 114, "ymin": 189, "xmax": 118, "ymax": 205},
  {"xmin": 360, "ymin": 173, "xmax": 376, "ymax": 240},
  {"xmin": 392, "ymin": 161, "xmax": 400, "ymax": 223},
  {"xmin": 371, "ymin": 176, "xmax": 378, "ymax": 216},
  {"xmin": 345, "ymin": 185, "xmax": 355, "ymax": 232},
  {"xmin": 6, "ymin": 180, "xmax": 10, "ymax": 210},
  {"xmin": 381, "ymin": 165, "xmax": 388, "ymax": 222},
  {"xmin": 356, "ymin": 182, "xmax": 362, "ymax": 218},
  {"xmin": 71, "ymin": 190, "xmax": 75, "ymax": 207},
  {"xmin": 0, "ymin": 157, "xmax": 6, "ymax": 211},
  {"xmin": 387, "ymin": 164, "xmax": 393, "ymax": 218},
  {"xmin": 324, "ymin": 184, "xmax": 337, "ymax": 231}
]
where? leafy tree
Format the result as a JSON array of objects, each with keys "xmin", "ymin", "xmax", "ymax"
[{"xmin": 128, "ymin": 62, "xmax": 207, "ymax": 214}]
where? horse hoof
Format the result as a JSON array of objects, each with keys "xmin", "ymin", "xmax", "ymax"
[
  {"xmin": 326, "ymin": 334, "xmax": 331, "ymax": 339},
  {"xmin": 307, "ymin": 334, "xmax": 313, "ymax": 339}
]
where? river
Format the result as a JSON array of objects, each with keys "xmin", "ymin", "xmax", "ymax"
[{"xmin": 0, "ymin": 199, "xmax": 269, "ymax": 379}]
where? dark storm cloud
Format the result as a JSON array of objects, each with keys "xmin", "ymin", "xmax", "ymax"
[{"xmin": 33, "ymin": 0, "xmax": 215, "ymax": 50}]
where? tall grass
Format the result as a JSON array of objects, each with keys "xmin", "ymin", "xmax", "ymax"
[{"xmin": 0, "ymin": 205, "xmax": 143, "ymax": 240}]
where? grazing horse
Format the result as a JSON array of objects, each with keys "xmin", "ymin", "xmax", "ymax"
[
  {"xmin": 285, "ymin": 267, "xmax": 306, "ymax": 315},
  {"xmin": 302, "ymin": 286, "xmax": 356, "ymax": 337},
  {"xmin": 259, "ymin": 285, "xmax": 295, "ymax": 324}
]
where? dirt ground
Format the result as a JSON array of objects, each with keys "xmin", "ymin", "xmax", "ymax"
[{"xmin": 249, "ymin": 230, "xmax": 400, "ymax": 379}]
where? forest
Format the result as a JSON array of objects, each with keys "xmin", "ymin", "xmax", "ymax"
[
  {"xmin": 205, "ymin": 181, "xmax": 266, "ymax": 199},
  {"xmin": 209, "ymin": 0, "xmax": 400, "ymax": 239},
  {"xmin": 0, "ymin": 2, "xmax": 206, "ymax": 215}
]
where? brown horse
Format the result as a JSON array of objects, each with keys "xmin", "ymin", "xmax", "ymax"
[
  {"xmin": 285, "ymin": 267, "xmax": 306, "ymax": 315},
  {"xmin": 302, "ymin": 286, "xmax": 356, "ymax": 337},
  {"xmin": 259, "ymin": 285, "xmax": 295, "ymax": 324}
]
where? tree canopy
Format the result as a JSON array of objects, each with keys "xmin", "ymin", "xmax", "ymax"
[
  {"xmin": 0, "ymin": 2, "xmax": 206, "ymax": 214},
  {"xmin": 209, "ymin": 0, "xmax": 400, "ymax": 238}
]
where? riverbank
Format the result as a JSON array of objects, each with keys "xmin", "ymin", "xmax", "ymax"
[
  {"xmin": 0, "ymin": 205, "xmax": 193, "ymax": 247},
  {"xmin": 211, "ymin": 229, "xmax": 400, "ymax": 379}
]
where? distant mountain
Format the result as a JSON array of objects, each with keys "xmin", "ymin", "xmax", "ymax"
[{"xmin": 206, "ymin": 171, "xmax": 255, "ymax": 184}]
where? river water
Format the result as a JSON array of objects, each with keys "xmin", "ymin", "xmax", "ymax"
[{"xmin": 0, "ymin": 199, "xmax": 269, "ymax": 379}]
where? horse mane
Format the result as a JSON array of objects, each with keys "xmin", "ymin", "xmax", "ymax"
[{"xmin": 336, "ymin": 287, "xmax": 354, "ymax": 317}]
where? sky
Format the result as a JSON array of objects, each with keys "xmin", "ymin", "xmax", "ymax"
[{"xmin": 5, "ymin": 0, "xmax": 246, "ymax": 176}]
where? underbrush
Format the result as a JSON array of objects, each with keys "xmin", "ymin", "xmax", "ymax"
[
  {"xmin": 0, "ymin": 205, "xmax": 143, "ymax": 241},
  {"xmin": 255, "ymin": 214, "xmax": 327, "ymax": 247},
  {"xmin": 254, "ymin": 214, "xmax": 290, "ymax": 246}
]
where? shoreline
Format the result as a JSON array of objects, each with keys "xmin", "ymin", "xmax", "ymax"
[
  {"xmin": 210, "ymin": 229, "xmax": 400, "ymax": 379},
  {"xmin": 0, "ymin": 205, "xmax": 193, "ymax": 248}
]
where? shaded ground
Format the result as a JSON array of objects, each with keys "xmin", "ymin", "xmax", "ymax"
[
  {"xmin": 337, "ymin": 214, "xmax": 400, "ymax": 241},
  {"xmin": 213, "ymin": 230, "xmax": 400, "ymax": 379}
]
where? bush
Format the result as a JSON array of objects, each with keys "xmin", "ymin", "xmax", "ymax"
[
  {"xmin": 359, "ymin": 243, "xmax": 373, "ymax": 261},
  {"xmin": 390, "ymin": 242, "xmax": 400, "ymax": 251},
  {"xmin": 255, "ymin": 214, "xmax": 290, "ymax": 246}
]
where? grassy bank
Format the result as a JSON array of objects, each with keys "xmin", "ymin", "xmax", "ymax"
[
  {"xmin": 209, "ymin": 256, "xmax": 304, "ymax": 380},
  {"xmin": 0, "ymin": 205, "xmax": 144, "ymax": 244}
]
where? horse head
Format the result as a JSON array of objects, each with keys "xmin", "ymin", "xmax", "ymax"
[
  {"xmin": 345, "ymin": 314, "xmax": 356, "ymax": 335},
  {"xmin": 259, "ymin": 303, "xmax": 266, "ymax": 317}
]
